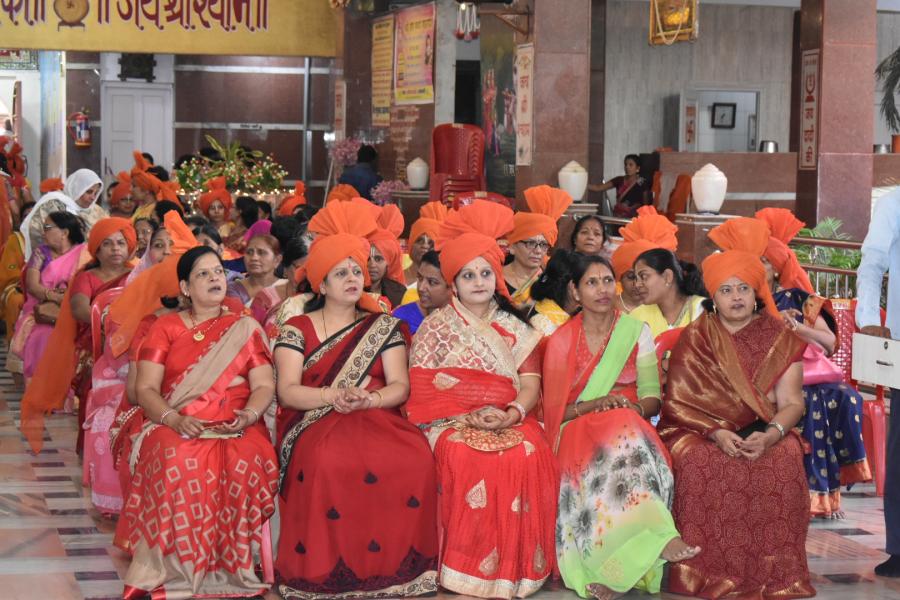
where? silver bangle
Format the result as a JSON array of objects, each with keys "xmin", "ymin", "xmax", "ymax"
[
  {"xmin": 767, "ymin": 421, "xmax": 786, "ymax": 438},
  {"xmin": 158, "ymin": 408, "xmax": 176, "ymax": 426},
  {"xmin": 507, "ymin": 401, "xmax": 527, "ymax": 424},
  {"xmin": 245, "ymin": 407, "xmax": 261, "ymax": 423}
]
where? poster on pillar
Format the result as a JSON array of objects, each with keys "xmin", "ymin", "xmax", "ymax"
[
  {"xmin": 481, "ymin": 17, "xmax": 516, "ymax": 197},
  {"xmin": 515, "ymin": 44, "xmax": 533, "ymax": 167},
  {"xmin": 0, "ymin": 1, "xmax": 336, "ymax": 57},
  {"xmin": 372, "ymin": 15, "xmax": 394, "ymax": 127},
  {"xmin": 799, "ymin": 49, "xmax": 820, "ymax": 171},
  {"xmin": 334, "ymin": 79, "xmax": 346, "ymax": 141},
  {"xmin": 394, "ymin": 3, "xmax": 435, "ymax": 105}
]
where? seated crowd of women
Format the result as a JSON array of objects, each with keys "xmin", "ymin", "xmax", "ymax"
[{"xmin": 1, "ymin": 164, "xmax": 866, "ymax": 600}]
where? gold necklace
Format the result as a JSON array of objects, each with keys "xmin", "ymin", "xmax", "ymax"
[
  {"xmin": 189, "ymin": 307, "xmax": 223, "ymax": 342},
  {"xmin": 321, "ymin": 309, "xmax": 358, "ymax": 340}
]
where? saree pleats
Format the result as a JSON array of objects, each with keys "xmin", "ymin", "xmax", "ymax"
[{"xmin": 275, "ymin": 313, "xmax": 438, "ymax": 599}]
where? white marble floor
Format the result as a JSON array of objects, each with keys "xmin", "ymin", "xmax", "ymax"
[{"xmin": 0, "ymin": 355, "xmax": 897, "ymax": 599}]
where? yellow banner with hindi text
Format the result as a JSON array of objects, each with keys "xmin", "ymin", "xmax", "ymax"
[{"xmin": 0, "ymin": 0, "xmax": 337, "ymax": 57}]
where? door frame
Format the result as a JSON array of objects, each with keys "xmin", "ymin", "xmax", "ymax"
[{"xmin": 100, "ymin": 81, "xmax": 174, "ymax": 182}]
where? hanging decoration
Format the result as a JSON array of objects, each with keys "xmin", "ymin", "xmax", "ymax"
[
  {"xmin": 456, "ymin": 2, "xmax": 480, "ymax": 41},
  {"xmin": 649, "ymin": 0, "xmax": 698, "ymax": 46}
]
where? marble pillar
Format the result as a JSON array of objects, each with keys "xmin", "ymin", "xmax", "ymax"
[{"xmin": 796, "ymin": 0, "xmax": 877, "ymax": 239}]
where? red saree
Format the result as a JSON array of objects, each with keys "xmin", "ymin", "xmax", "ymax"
[
  {"xmin": 658, "ymin": 312, "xmax": 815, "ymax": 599},
  {"xmin": 72, "ymin": 269, "xmax": 130, "ymax": 454},
  {"xmin": 274, "ymin": 312, "xmax": 439, "ymax": 600},
  {"xmin": 117, "ymin": 312, "xmax": 278, "ymax": 599},
  {"xmin": 407, "ymin": 299, "xmax": 559, "ymax": 599}
]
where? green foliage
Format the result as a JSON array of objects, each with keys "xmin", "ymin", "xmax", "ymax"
[
  {"xmin": 173, "ymin": 135, "xmax": 287, "ymax": 193},
  {"xmin": 793, "ymin": 217, "xmax": 861, "ymax": 297}
]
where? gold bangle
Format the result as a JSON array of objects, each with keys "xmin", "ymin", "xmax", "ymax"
[
  {"xmin": 320, "ymin": 387, "xmax": 332, "ymax": 406},
  {"xmin": 371, "ymin": 390, "xmax": 384, "ymax": 408},
  {"xmin": 574, "ymin": 403, "xmax": 583, "ymax": 418}
]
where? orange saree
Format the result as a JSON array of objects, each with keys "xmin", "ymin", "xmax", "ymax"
[{"xmin": 658, "ymin": 312, "xmax": 815, "ymax": 599}]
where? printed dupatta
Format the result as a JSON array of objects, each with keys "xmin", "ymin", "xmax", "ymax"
[
  {"xmin": 542, "ymin": 312, "xmax": 644, "ymax": 451},
  {"xmin": 277, "ymin": 312, "xmax": 404, "ymax": 491}
]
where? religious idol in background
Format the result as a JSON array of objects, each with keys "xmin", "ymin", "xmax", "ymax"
[{"xmin": 649, "ymin": 0, "xmax": 698, "ymax": 46}]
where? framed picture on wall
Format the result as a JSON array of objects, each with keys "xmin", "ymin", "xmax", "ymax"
[{"xmin": 711, "ymin": 103, "xmax": 736, "ymax": 129}]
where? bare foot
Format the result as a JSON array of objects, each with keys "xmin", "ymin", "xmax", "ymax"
[
  {"xmin": 585, "ymin": 582, "xmax": 625, "ymax": 600},
  {"xmin": 661, "ymin": 536, "xmax": 701, "ymax": 562}
]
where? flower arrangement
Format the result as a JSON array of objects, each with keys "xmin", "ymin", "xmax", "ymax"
[
  {"xmin": 174, "ymin": 135, "xmax": 288, "ymax": 194},
  {"xmin": 330, "ymin": 137, "xmax": 362, "ymax": 167},
  {"xmin": 371, "ymin": 179, "xmax": 410, "ymax": 205},
  {"xmin": 329, "ymin": 0, "xmax": 351, "ymax": 7}
]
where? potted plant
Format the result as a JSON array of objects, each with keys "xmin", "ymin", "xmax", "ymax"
[{"xmin": 875, "ymin": 49, "xmax": 900, "ymax": 152}]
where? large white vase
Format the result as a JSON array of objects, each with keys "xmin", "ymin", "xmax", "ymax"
[
  {"xmin": 406, "ymin": 157, "xmax": 429, "ymax": 190},
  {"xmin": 691, "ymin": 163, "xmax": 727, "ymax": 214},
  {"xmin": 558, "ymin": 161, "xmax": 589, "ymax": 201}
]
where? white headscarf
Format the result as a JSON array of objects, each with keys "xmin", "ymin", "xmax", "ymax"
[{"xmin": 20, "ymin": 168, "xmax": 103, "ymax": 259}]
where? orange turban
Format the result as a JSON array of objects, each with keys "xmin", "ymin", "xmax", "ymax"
[
  {"xmin": 159, "ymin": 181, "xmax": 182, "ymax": 205},
  {"xmin": 39, "ymin": 177, "xmax": 64, "ymax": 194},
  {"xmin": 130, "ymin": 151, "xmax": 162, "ymax": 195},
  {"xmin": 278, "ymin": 182, "xmax": 307, "ymax": 216},
  {"xmin": 702, "ymin": 250, "xmax": 779, "ymax": 318},
  {"xmin": 611, "ymin": 206, "xmax": 679, "ymax": 279},
  {"xmin": 326, "ymin": 183, "xmax": 359, "ymax": 204},
  {"xmin": 707, "ymin": 217, "xmax": 770, "ymax": 256},
  {"xmin": 409, "ymin": 201, "xmax": 449, "ymax": 246},
  {"xmin": 370, "ymin": 204, "xmax": 405, "ymax": 282},
  {"xmin": 199, "ymin": 176, "xmax": 232, "ymax": 218},
  {"xmin": 107, "ymin": 212, "xmax": 198, "ymax": 357},
  {"xmin": 755, "ymin": 208, "xmax": 814, "ymax": 293},
  {"xmin": 508, "ymin": 185, "xmax": 573, "ymax": 246},
  {"xmin": 305, "ymin": 200, "xmax": 382, "ymax": 313},
  {"xmin": 88, "ymin": 217, "xmax": 137, "ymax": 258},
  {"xmin": 109, "ymin": 172, "xmax": 132, "ymax": 207},
  {"xmin": 611, "ymin": 239, "xmax": 657, "ymax": 280},
  {"xmin": 437, "ymin": 200, "xmax": 515, "ymax": 298}
]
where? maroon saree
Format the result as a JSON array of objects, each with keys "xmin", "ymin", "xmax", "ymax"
[{"xmin": 658, "ymin": 312, "xmax": 815, "ymax": 599}]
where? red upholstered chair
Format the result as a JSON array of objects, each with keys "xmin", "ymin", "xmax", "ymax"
[
  {"xmin": 451, "ymin": 190, "xmax": 513, "ymax": 210},
  {"xmin": 90, "ymin": 287, "xmax": 125, "ymax": 361},
  {"xmin": 430, "ymin": 124, "xmax": 486, "ymax": 204},
  {"xmin": 654, "ymin": 327, "xmax": 685, "ymax": 363},
  {"xmin": 831, "ymin": 298, "xmax": 887, "ymax": 496}
]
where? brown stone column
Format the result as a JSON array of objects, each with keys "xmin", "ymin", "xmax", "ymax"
[
  {"xmin": 796, "ymin": 0, "xmax": 876, "ymax": 239},
  {"xmin": 514, "ymin": 0, "xmax": 593, "ymax": 208}
]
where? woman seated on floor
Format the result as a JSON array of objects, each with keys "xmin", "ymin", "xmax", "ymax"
[
  {"xmin": 657, "ymin": 249, "xmax": 815, "ymax": 599},
  {"xmin": 118, "ymin": 246, "xmax": 278, "ymax": 599}
]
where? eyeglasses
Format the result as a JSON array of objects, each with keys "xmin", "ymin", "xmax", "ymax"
[
  {"xmin": 519, "ymin": 240, "xmax": 550, "ymax": 252},
  {"xmin": 42, "ymin": 223, "xmax": 58, "ymax": 231},
  {"xmin": 191, "ymin": 266, "xmax": 225, "ymax": 281}
]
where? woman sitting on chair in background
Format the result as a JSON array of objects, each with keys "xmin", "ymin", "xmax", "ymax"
[{"xmin": 588, "ymin": 154, "xmax": 650, "ymax": 219}]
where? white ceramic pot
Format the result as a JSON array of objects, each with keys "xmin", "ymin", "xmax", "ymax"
[
  {"xmin": 691, "ymin": 163, "xmax": 727, "ymax": 214},
  {"xmin": 406, "ymin": 157, "xmax": 429, "ymax": 190},
  {"xmin": 558, "ymin": 160, "xmax": 588, "ymax": 201}
]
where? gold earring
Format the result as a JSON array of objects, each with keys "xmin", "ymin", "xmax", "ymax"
[{"xmin": 712, "ymin": 303, "xmax": 718, "ymax": 314}]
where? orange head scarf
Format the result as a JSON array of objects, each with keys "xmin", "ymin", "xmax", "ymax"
[
  {"xmin": 326, "ymin": 183, "xmax": 359, "ymax": 204},
  {"xmin": 611, "ymin": 206, "xmax": 679, "ymax": 279},
  {"xmin": 159, "ymin": 180, "xmax": 182, "ymax": 205},
  {"xmin": 39, "ymin": 177, "xmax": 64, "ymax": 194},
  {"xmin": 107, "ymin": 212, "xmax": 199, "ymax": 357},
  {"xmin": 278, "ymin": 182, "xmax": 307, "ymax": 216},
  {"xmin": 20, "ymin": 218, "xmax": 136, "ymax": 452},
  {"xmin": 409, "ymin": 201, "xmax": 449, "ymax": 247},
  {"xmin": 304, "ymin": 200, "xmax": 382, "ymax": 313},
  {"xmin": 369, "ymin": 204, "xmax": 405, "ymax": 283},
  {"xmin": 437, "ymin": 200, "xmax": 515, "ymax": 298},
  {"xmin": 508, "ymin": 185, "xmax": 573, "ymax": 247},
  {"xmin": 702, "ymin": 250, "xmax": 779, "ymax": 318},
  {"xmin": 755, "ymin": 208, "xmax": 814, "ymax": 293},
  {"xmin": 88, "ymin": 217, "xmax": 137, "ymax": 258},
  {"xmin": 707, "ymin": 217, "xmax": 770, "ymax": 256},
  {"xmin": 5, "ymin": 142, "xmax": 27, "ymax": 189},
  {"xmin": 198, "ymin": 176, "xmax": 232, "ymax": 218},
  {"xmin": 130, "ymin": 150, "xmax": 162, "ymax": 195},
  {"xmin": 109, "ymin": 171, "xmax": 132, "ymax": 207}
]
